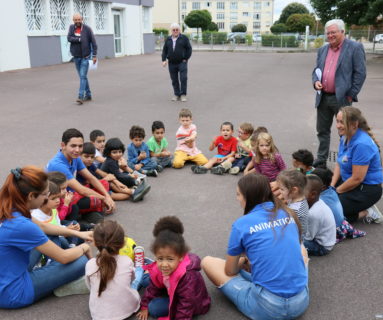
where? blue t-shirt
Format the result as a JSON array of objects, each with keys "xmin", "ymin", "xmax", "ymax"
[
  {"xmin": 337, "ymin": 129, "xmax": 383, "ymax": 185},
  {"xmin": 0, "ymin": 212, "xmax": 48, "ymax": 308},
  {"xmin": 320, "ymin": 187, "xmax": 344, "ymax": 228},
  {"xmin": 77, "ymin": 163, "xmax": 98, "ymax": 185},
  {"xmin": 227, "ymin": 202, "xmax": 307, "ymax": 298},
  {"xmin": 47, "ymin": 151, "xmax": 86, "ymax": 190}
]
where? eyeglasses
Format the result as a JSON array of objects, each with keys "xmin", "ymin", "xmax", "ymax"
[
  {"xmin": 238, "ymin": 130, "xmax": 244, "ymax": 134},
  {"xmin": 172, "ymin": 29, "xmax": 179, "ymax": 31},
  {"xmin": 326, "ymin": 31, "xmax": 339, "ymax": 36}
]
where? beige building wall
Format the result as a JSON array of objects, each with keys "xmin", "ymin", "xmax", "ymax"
[
  {"xmin": 153, "ymin": 0, "xmax": 274, "ymax": 34},
  {"xmin": 153, "ymin": 0, "xmax": 180, "ymax": 29}
]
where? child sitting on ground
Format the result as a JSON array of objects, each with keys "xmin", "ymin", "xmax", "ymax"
[
  {"xmin": 292, "ymin": 149, "xmax": 316, "ymax": 174},
  {"xmin": 147, "ymin": 121, "xmax": 173, "ymax": 171},
  {"xmin": 127, "ymin": 126, "xmax": 159, "ymax": 177},
  {"xmin": 229, "ymin": 122, "xmax": 254, "ymax": 175},
  {"xmin": 86, "ymin": 220, "xmax": 140, "ymax": 320},
  {"xmin": 101, "ymin": 138, "xmax": 151, "ymax": 202},
  {"xmin": 90, "ymin": 129, "xmax": 106, "ymax": 168},
  {"xmin": 172, "ymin": 108, "xmax": 208, "ymax": 169},
  {"xmin": 304, "ymin": 174, "xmax": 336, "ymax": 256},
  {"xmin": 277, "ymin": 170, "xmax": 309, "ymax": 239},
  {"xmin": 312, "ymin": 168, "xmax": 366, "ymax": 242},
  {"xmin": 192, "ymin": 122, "xmax": 237, "ymax": 175},
  {"xmin": 137, "ymin": 216, "xmax": 211, "ymax": 320}
]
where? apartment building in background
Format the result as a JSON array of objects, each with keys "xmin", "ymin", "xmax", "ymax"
[{"xmin": 153, "ymin": 0, "xmax": 274, "ymax": 35}]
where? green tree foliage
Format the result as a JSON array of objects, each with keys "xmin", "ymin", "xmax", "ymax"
[
  {"xmin": 279, "ymin": 2, "xmax": 309, "ymax": 24},
  {"xmin": 286, "ymin": 14, "xmax": 316, "ymax": 32},
  {"xmin": 208, "ymin": 21, "xmax": 219, "ymax": 31},
  {"xmin": 270, "ymin": 23, "xmax": 288, "ymax": 34},
  {"xmin": 184, "ymin": 10, "xmax": 212, "ymax": 34},
  {"xmin": 231, "ymin": 24, "xmax": 247, "ymax": 32},
  {"xmin": 310, "ymin": 0, "xmax": 383, "ymax": 26}
]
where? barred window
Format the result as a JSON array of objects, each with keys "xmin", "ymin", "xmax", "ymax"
[
  {"xmin": 217, "ymin": 22, "xmax": 225, "ymax": 30},
  {"xmin": 181, "ymin": 2, "xmax": 186, "ymax": 10},
  {"xmin": 50, "ymin": 0, "xmax": 70, "ymax": 31},
  {"xmin": 73, "ymin": 0, "xmax": 91, "ymax": 25},
  {"xmin": 230, "ymin": 2, "xmax": 238, "ymax": 9},
  {"xmin": 253, "ymin": 21, "xmax": 261, "ymax": 29},
  {"xmin": 192, "ymin": 2, "xmax": 200, "ymax": 10},
  {"xmin": 94, "ymin": 1, "xmax": 108, "ymax": 31},
  {"xmin": 217, "ymin": 13, "xmax": 225, "ymax": 20},
  {"xmin": 217, "ymin": 2, "xmax": 224, "ymax": 9},
  {"xmin": 25, "ymin": 0, "xmax": 46, "ymax": 31},
  {"xmin": 253, "ymin": 13, "xmax": 261, "ymax": 20},
  {"xmin": 254, "ymin": 2, "xmax": 261, "ymax": 10}
]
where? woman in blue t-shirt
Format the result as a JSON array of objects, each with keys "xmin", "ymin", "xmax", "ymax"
[
  {"xmin": 0, "ymin": 166, "xmax": 93, "ymax": 309},
  {"xmin": 331, "ymin": 107, "xmax": 383, "ymax": 223},
  {"xmin": 201, "ymin": 173, "xmax": 309, "ymax": 320}
]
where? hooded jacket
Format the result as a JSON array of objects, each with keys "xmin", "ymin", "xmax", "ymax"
[
  {"xmin": 141, "ymin": 253, "xmax": 211, "ymax": 320},
  {"xmin": 67, "ymin": 24, "xmax": 98, "ymax": 58}
]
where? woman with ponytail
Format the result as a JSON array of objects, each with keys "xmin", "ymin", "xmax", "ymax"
[
  {"xmin": 85, "ymin": 220, "xmax": 140, "ymax": 320},
  {"xmin": 331, "ymin": 107, "xmax": 383, "ymax": 223},
  {"xmin": 0, "ymin": 166, "xmax": 92, "ymax": 308}
]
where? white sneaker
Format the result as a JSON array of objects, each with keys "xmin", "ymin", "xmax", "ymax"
[
  {"xmin": 171, "ymin": 95, "xmax": 180, "ymax": 102},
  {"xmin": 365, "ymin": 205, "xmax": 383, "ymax": 224},
  {"xmin": 180, "ymin": 95, "xmax": 187, "ymax": 102}
]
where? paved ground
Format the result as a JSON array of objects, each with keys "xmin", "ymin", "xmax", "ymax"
[{"xmin": 0, "ymin": 51, "xmax": 382, "ymax": 320}]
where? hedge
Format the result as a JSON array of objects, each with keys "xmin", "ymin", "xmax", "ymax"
[
  {"xmin": 153, "ymin": 28, "xmax": 169, "ymax": 36},
  {"xmin": 261, "ymin": 35, "xmax": 299, "ymax": 47},
  {"xmin": 202, "ymin": 32, "xmax": 228, "ymax": 44}
]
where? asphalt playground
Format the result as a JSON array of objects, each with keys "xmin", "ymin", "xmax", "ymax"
[{"xmin": 0, "ymin": 50, "xmax": 382, "ymax": 320}]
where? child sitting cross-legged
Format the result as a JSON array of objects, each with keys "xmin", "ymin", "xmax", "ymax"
[
  {"xmin": 304, "ymin": 174, "xmax": 336, "ymax": 256},
  {"xmin": 128, "ymin": 126, "xmax": 159, "ymax": 177},
  {"xmin": 147, "ymin": 121, "xmax": 173, "ymax": 171},
  {"xmin": 99, "ymin": 139, "xmax": 151, "ymax": 202},
  {"xmin": 192, "ymin": 122, "xmax": 237, "ymax": 175},
  {"xmin": 90, "ymin": 129, "xmax": 106, "ymax": 168},
  {"xmin": 137, "ymin": 216, "xmax": 211, "ymax": 320},
  {"xmin": 229, "ymin": 122, "xmax": 254, "ymax": 175}
]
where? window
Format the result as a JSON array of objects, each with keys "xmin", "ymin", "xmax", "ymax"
[
  {"xmin": 230, "ymin": 2, "xmax": 238, "ymax": 9},
  {"xmin": 181, "ymin": 2, "xmax": 186, "ymax": 10},
  {"xmin": 25, "ymin": 0, "xmax": 47, "ymax": 31},
  {"xmin": 206, "ymin": 2, "xmax": 211, "ymax": 7},
  {"xmin": 253, "ymin": 21, "xmax": 261, "ymax": 29},
  {"xmin": 254, "ymin": 2, "xmax": 261, "ymax": 10},
  {"xmin": 243, "ymin": 12, "xmax": 249, "ymax": 17},
  {"xmin": 192, "ymin": 2, "xmax": 200, "ymax": 10},
  {"xmin": 253, "ymin": 13, "xmax": 260, "ymax": 20},
  {"xmin": 230, "ymin": 11, "xmax": 238, "ymax": 20},
  {"xmin": 217, "ymin": 22, "xmax": 225, "ymax": 30},
  {"xmin": 263, "ymin": 1, "xmax": 270, "ymax": 7},
  {"xmin": 181, "ymin": 14, "xmax": 185, "ymax": 20},
  {"xmin": 242, "ymin": 1, "xmax": 249, "ymax": 8},
  {"xmin": 94, "ymin": 1, "xmax": 108, "ymax": 32},
  {"xmin": 49, "ymin": 0, "xmax": 70, "ymax": 31},
  {"xmin": 217, "ymin": 12, "xmax": 225, "ymax": 20},
  {"xmin": 217, "ymin": 2, "xmax": 224, "ymax": 9},
  {"xmin": 142, "ymin": 6, "xmax": 151, "ymax": 33},
  {"xmin": 73, "ymin": 0, "xmax": 91, "ymax": 25}
]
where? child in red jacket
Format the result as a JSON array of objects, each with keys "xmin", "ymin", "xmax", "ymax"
[{"xmin": 137, "ymin": 216, "xmax": 211, "ymax": 320}]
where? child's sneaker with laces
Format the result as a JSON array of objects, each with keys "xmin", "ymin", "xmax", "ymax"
[
  {"xmin": 192, "ymin": 165, "xmax": 208, "ymax": 174},
  {"xmin": 364, "ymin": 205, "xmax": 383, "ymax": 224},
  {"xmin": 134, "ymin": 246, "xmax": 145, "ymax": 267},
  {"xmin": 211, "ymin": 165, "xmax": 225, "ymax": 175}
]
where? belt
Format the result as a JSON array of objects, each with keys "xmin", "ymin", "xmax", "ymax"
[{"xmin": 322, "ymin": 92, "xmax": 335, "ymax": 96}]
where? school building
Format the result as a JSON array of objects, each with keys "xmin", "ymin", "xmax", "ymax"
[
  {"xmin": 0, "ymin": 0, "xmax": 155, "ymax": 72},
  {"xmin": 153, "ymin": 0, "xmax": 274, "ymax": 35}
]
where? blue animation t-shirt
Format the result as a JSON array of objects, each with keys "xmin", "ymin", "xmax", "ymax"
[
  {"xmin": 227, "ymin": 202, "xmax": 307, "ymax": 298},
  {"xmin": 0, "ymin": 212, "xmax": 48, "ymax": 308},
  {"xmin": 337, "ymin": 129, "xmax": 383, "ymax": 185}
]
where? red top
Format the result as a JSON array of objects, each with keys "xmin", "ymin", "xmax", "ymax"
[
  {"xmin": 322, "ymin": 40, "xmax": 344, "ymax": 93},
  {"xmin": 214, "ymin": 136, "xmax": 237, "ymax": 156}
]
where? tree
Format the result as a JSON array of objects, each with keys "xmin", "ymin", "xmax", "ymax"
[
  {"xmin": 286, "ymin": 14, "xmax": 316, "ymax": 32},
  {"xmin": 207, "ymin": 21, "xmax": 219, "ymax": 32},
  {"xmin": 270, "ymin": 23, "xmax": 288, "ymax": 34},
  {"xmin": 231, "ymin": 24, "xmax": 247, "ymax": 32},
  {"xmin": 279, "ymin": 2, "xmax": 309, "ymax": 24},
  {"xmin": 309, "ymin": 0, "xmax": 337, "ymax": 24},
  {"xmin": 184, "ymin": 10, "xmax": 212, "ymax": 36}
]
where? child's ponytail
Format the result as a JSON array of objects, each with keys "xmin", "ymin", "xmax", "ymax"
[
  {"xmin": 94, "ymin": 221, "xmax": 125, "ymax": 296},
  {"xmin": 151, "ymin": 216, "xmax": 189, "ymax": 257}
]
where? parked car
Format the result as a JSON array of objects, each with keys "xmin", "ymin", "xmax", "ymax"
[
  {"xmin": 374, "ymin": 34, "xmax": 383, "ymax": 43},
  {"xmin": 252, "ymin": 34, "xmax": 262, "ymax": 42},
  {"xmin": 227, "ymin": 32, "xmax": 247, "ymax": 43}
]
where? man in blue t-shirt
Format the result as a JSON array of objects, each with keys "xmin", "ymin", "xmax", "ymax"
[{"xmin": 47, "ymin": 128, "xmax": 115, "ymax": 216}]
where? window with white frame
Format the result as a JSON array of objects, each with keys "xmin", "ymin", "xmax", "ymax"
[
  {"xmin": 142, "ymin": 6, "xmax": 151, "ymax": 32},
  {"xmin": 230, "ymin": 2, "xmax": 238, "ymax": 10},
  {"xmin": 230, "ymin": 11, "xmax": 238, "ymax": 20},
  {"xmin": 243, "ymin": 12, "xmax": 249, "ymax": 17},
  {"xmin": 263, "ymin": 1, "xmax": 270, "ymax": 7},
  {"xmin": 94, "ymin": 1, "xmax": 108, "ymax": 32},
  {"xmin": 253, "ymin": 13, "xmax": 261, "ymax": 20},
  {"xmin": 253, "ymin": 21, "xmax": 261, "ymax": 28},
  {"xmin": 254, "ymin": 2, "xmax": 261, "ymax": 10},
  {"xmin": 217, "ymin": 22, "xmax": 225, "ymax": 30},
  {"xmin": 50, "ymin": 0, "xmax": 70, "ymax": 31},
  {"xmin": 181, "ymin": 2, "xmax": 186, "ymax": 10},
  {"xmin": 217, "ymin": 12, "xmax": 225, "ymax": 20},
  {"xmin": 25, "ymin": 0, "xmax": 47, "ymax": 31},
  {"xmin": 242, "ymin": 1, "xmax": 249, "ymax": 8},
  {"xmin": 192, "ymin": 2, "xmax": 200, "ymax": 10},
  {"xmin": 217, "ymin": 2, "xmax": 224, "ymax": 9},
  {"xmin": 73, "ymin": 0, "xmax": 91, "ymax": 25}
]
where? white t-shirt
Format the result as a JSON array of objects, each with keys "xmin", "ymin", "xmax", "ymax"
[
  {"xmin": 85, "ymin": 255, "xmax": 140, "ymax": 320},
  {"xmin": 305, "ymin": 199, "xmax": 336, "ymax": 250}
]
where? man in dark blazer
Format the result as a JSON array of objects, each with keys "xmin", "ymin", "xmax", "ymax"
[
  {"xmin": 162, "ymin": 23, "xmax": 192, "ymax": 102},
  {"xmin": 312, "ymin": 19, "xmax": 366, "ymax": 167}
]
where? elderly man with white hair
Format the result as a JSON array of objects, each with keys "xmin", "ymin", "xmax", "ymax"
[
  {"xmin": 312, "ymin": 19, "xmax": 366, "ymax": 168},
  {"xmin": 162, "ymin": 23, "xmax": 192, "ymax": 102}
]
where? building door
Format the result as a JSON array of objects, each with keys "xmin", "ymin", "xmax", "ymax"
[{"xmin": 113, "ymin": 10, "xmax": 123, "ymax": 56}]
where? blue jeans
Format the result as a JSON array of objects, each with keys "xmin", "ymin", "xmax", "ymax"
[
  {"xmin": 219, "ymin": 270, "xmax": 309, "ymax": 320},
  {"xmin": 129, "ymin": 158, "xmax": 157, "ymax": 172},
  {"xmin": 304, "ymin": 239, "xmax": 331, "ymax": 256},
  {"xmin": 232, "ymin": 156, "xmax": 251, "ymax": 171},
  {"xmin": 149, "ymin": 297, "xmax": 169, "ymax": 318},
  {"xmin": 153, "ymin": 156, "xmax": 173, "ymax": 168},
  {"xmin": 74, "ymin": 57, "xmax": 91, "ymax": 99},
  {"xmin": 168, "ymin": 61, "xmax": 188, "ymax": 96}
]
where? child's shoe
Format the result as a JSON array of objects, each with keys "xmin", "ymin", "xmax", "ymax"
[
  {"xmin": 229, "ymin": 166, "xmax": 240, "ymax": 175},
  {"xmin": 156, "ymin": 165, "xmax": 164, "ymax": 173},
  {"xmin": 192, "ymin": 165, "xmax": 208, "ymax": 174},
  {"xmin": 211, "ymin": 165, "xmax": 225, "ymax": 175},
  {"xmin": 132, "ymin": 182, "xmax": 151, "ymax": 202},
  {"xmin": 134, "ymin": 246, "xmax": 145, "ymax": 267},
  {"xmin": 53, "ymin": 276, "xmax": 89, "ymax": 297},
  {"xmin": 146, "ymin": 169, "xmax": 158, "ymax": 177},
  {"xmin": 364, "ymin": 205, "xmax": 383, "ymax": 224}
]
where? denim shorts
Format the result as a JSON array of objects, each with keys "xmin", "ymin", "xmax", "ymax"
[{"xmin": 219, "ymin": 270, "xmax": 309, "ymax": 320}]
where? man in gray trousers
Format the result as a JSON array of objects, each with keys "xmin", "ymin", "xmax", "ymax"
[{"xmin": 312, "ymin": 19, "xmax": 366, "ymax": 167}]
